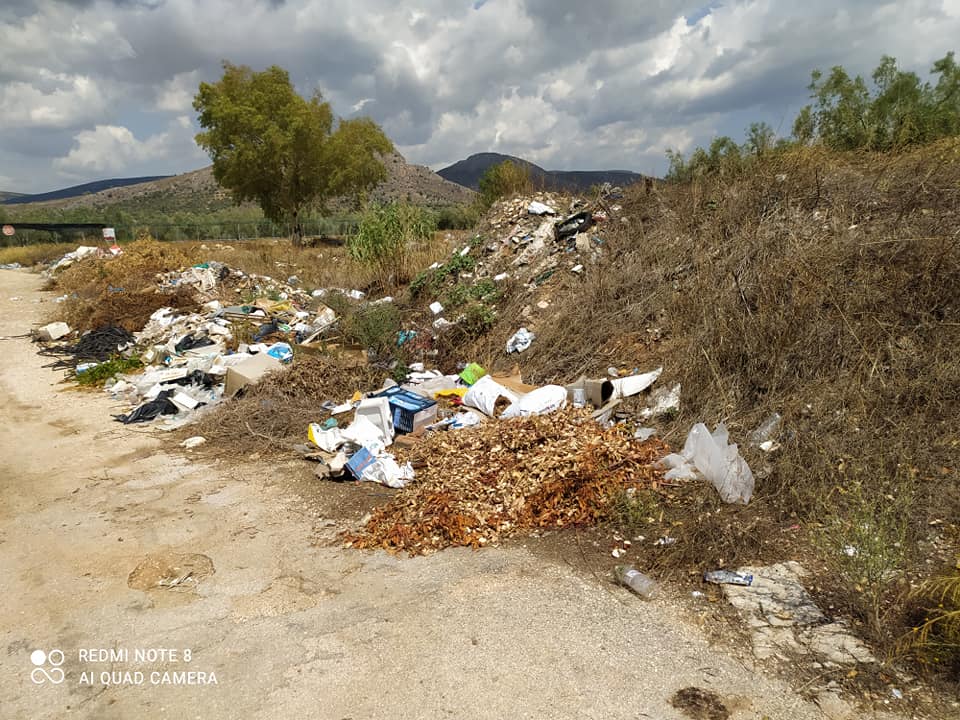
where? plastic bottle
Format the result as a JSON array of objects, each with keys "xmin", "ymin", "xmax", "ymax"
[
  {"xmin": 749, "ymin": 412, "xmax": 782, "ymax": 447},
  {"xmin": 614, "ymin": 565, "xmax": 657, "ymax": 598}
]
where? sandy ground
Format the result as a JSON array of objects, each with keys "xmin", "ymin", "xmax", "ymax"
[{"xmin": 0, "ymin": 269, "xmax": 906, "ymax": 720}]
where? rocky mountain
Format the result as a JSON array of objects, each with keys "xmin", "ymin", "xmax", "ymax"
[
  {"xmin": 438, "ymin": 152, "xmax": 645, "ymax": 191},
  {"xmin": 3, "ymin": 176, "xmax": 172, "ymax": 205},
  {"xmin": 8, "ymin": 153, "xmax": 475, "ymax": 215}
]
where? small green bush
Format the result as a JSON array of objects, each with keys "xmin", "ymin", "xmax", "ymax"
[
  {"xmin": 76, "ymin": 355, "xmax": 143, "ymax": 387},
  {"xmin": 348, "ymin": 203, "xmax": 436, "ymax": 289},
  {"xmin": 342, "ymin": 303, "xmax": 402, "ymax": 355},
  {"xmin": 478, "ymin": 160, "xmax": 533, "ymax": 208}
]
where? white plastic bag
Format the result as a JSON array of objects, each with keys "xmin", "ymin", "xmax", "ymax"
[
  {"xmin": 308, "ymin": 425, "xmax": 345, "ymax": 453},
  {"xmin": 500, "ymin": 385, "xmax": 568, "ymax": 419},
  {"xmin": 341, "ymin": 415, "xmax": 389, "ymax": 455},
  {"xmin": 463, "ymin": 375, "xmax": 518, "ymax": 416},
  {"xmin": 506, "ymin": 327, "xmax": 535, "ymax": 353},
  {"xmin": 360, "ymin": 454, "xmax": 415, "ymax": 489},
  {"xmin": 659, "ymin": 423, "xmax": 754, "ymax": 504}
]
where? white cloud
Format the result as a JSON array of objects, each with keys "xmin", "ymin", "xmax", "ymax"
[
  {"xmin": 2, "ymin": 0, "xmax": 959, "ymax": 191},
  {"xmin": 0, "ymin": 72, "xmax": 109, "ymax": 129},
  {"xmin": 55, "ymin": 125, "xmax": 168, "ymax": 175},
  {"xmin": 156, "ymin": 70, "xmax": 200, "ymax": 112}
]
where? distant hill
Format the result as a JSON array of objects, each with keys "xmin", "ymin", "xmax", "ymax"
[
  {"xmin": 4, "ymin": 176, "xmax": 172, "ymax": 205},
  {"xmin": 438, "ymin": 152, "xmax": 645, "ymax": 191},
  {"xmin": 6, "ymin": 153, "xmax": 475, "ymax": 216},
  {"xmin": 0, "ymin": 191, "xmax": 26, "ymax": 202}
]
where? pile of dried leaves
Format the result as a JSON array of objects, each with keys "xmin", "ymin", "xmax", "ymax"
[{"xmin": 347, "ymin": 410, "xmax": 672, "ymax": 555}]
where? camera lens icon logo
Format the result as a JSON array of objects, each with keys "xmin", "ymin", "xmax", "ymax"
[{"xmin": 30, "ymin": 650, "xmax": 65, "ymax": 685}]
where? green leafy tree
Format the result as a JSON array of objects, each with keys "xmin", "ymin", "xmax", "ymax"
[
  {"xmin": 194, "ymin": 62, "xmax": 393, "ymax": 245},
  {"xmin": 477, "ymin": 160, "xmax": 533, "ymax": 208},
  {"xmin": 744, "ymin": 121, "xmax": 775, "ymax": 156}
]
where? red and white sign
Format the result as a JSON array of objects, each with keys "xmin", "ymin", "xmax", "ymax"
[
  {"xmin": 1, "ymin": 225, "xmax": 14, "ymax": 237},
  {"xmin": 102, "ymin": 227, "xmax": 116, "ymax": 241}
]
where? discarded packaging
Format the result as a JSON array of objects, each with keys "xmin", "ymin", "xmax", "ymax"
[
  {"xmin": 359, "ymin": 454, "xmax": 414, "ymax": 489},
  {"xmin": 505, "ymin": 327, "xmax": 535, "ymax": 354},
  {"xmin": 223, "ymin": 352, "xmax": 284, "ymax": 397},
  {"xmin": 458, "ymin": 362, "xmax": 486, "ymax": 386},
  {"xmin": 704, "ymin": 570, "xmax": 754, "ymax": 586},
  {"xmin": 527, "ymin": 201, "xmax": 556, "ymax": 216},
  {"xmin": 429, "ymin": 301, "xmax": 444, "ymax": 315},
  {"xmin": 38, "ymin": 322, "xmax": 71, "ymax": 341},
  {"xmin": 500, "ymin": 384, "xmax": 567, "ymax": 419},
  {"xmin": 374, "ymin": 386, "xmax": 438, "ymax": 434},
  {"xmin": 659, "ymin": 423, "xmax": 755, "ymax": 504},
  {"xmin": 355, "ymin": 397, "xmax": 394, "ymax": 440},
  {"xmin": 180, "ymin": 436, "xmax": 207, "ymax": 449},
  {"xmin": 462, "ymin": 375, "xmax": 519, "ymax": 417},
  {"xmin": 610, "ymin": 367, "xmax": 662, "ymax": 399},
  {"xmin": 113, "ymin": 389, "xmax": 179, "ymax": 424}
]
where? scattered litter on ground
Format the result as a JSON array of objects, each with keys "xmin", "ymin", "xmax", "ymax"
[
  {"xmin": 614, "ymin": 565, "xmax": 657, "ymax": 598},
  {"xmin": 506, "ymin": 327, "xmax": 535, "ymax": 353}
]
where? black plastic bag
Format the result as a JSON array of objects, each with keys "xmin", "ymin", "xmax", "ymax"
[{"xmin": 113, "ymin": 390, "xmax": 179, "ymax": 424}]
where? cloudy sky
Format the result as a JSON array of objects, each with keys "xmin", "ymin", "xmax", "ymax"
[{"xmin": 1, "ymin": 0, "xmax": 959, "ymax": 193}]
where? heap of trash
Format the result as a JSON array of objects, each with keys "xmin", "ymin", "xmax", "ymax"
[
  {"xmin": 35, "ymin": 247, "xmax": 368, "ymax": 430},
  {"xmin": 410, "ymin": 188, "xmax": 622, "ymax": 340}
]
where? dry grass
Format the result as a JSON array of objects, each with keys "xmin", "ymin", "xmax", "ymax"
[
  {"xmin": 172, "ymin": 232, "xmax": 459, "ymax": 294},
  {"xmin": 51, "ymin": 238, "xmax": 196, "ymax": 332},
  {"xmin": 454, "ymin": 141, "xmax": 960, "ymax": 653},
  {"xmin": 0, "ymin": 242, "xmax": 77, "ymax": 267},
  {"xmin": 188, "ymin": 354, "xmax": 385, "ymax": 456}
]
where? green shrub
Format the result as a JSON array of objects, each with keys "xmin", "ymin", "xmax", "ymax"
[
  {"xmin": 348, "ymin": 203, "xmax": 436, "ymax": 289},
  {"xmin": 76, "ymin": 355, "xmax": 143, "ymax": 387},
  {"xmin": 478, "ymin": 160, "xmax": 533, "ymax": 208},
  {"xmin": 342, "ymin": 303, "xmax": 401, "ymax": 355},
  {"xmin": 435, "ymin": 204, "xmax": 480, "ymax": 230}
]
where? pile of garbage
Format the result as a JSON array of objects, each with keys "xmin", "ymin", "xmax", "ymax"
[
  {"xmin": 36, "ymin": 247, "xmax": 366, "ymax": 429},
  {"xmin": 411, "ymin": 189, "xmax": 621, "ymax": 341}
]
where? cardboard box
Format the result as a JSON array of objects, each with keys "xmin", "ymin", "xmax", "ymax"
[{"xmin": 224, "ymin": 352, "xmax": 283, "ymax": 397}]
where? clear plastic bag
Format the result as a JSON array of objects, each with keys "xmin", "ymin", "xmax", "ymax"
[{"xmin": 660, "ymin": 423, "xmax": 754, "ymax": 504}]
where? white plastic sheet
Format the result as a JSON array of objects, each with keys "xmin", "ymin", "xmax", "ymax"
[
  {"xmin": 610, "ymin": 367, "xmax": 662, "ymax": 399},
  {"xmin": 506, "ymin": 327, "xmax": 536, "ymax": 354},
  {"xmin": 500, "ymin": 385, "xmax": 568, "ymax": 419},
  {"xmin": 463, "ymin": 375, "xmax": 518, "ymax": 417},
  {"xmin": 659, "ymin": 423, "xmax": 754, "ymax": 504}
]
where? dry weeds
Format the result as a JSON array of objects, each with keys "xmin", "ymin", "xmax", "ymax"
[{"xmin": 189, "ymin": 354, "xmax": 385, "ymax": 455}]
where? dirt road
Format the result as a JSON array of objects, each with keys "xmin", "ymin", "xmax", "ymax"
[{"xmin": 0, "ymin": 269, "xmax": 894, "ymax": 720}]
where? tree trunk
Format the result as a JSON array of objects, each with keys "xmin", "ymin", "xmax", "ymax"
[{"xmin": 291, "ymin": 208, "xmax": 304, "ymax": 247}]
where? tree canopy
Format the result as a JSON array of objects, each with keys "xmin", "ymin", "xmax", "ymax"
[
  {"xmin": 193, "ymin": 62, "xmax": 393, "ymax": 243},
  {"xmin": 666, "ymin": 52, "xmax": 960, "ymax": 181}
]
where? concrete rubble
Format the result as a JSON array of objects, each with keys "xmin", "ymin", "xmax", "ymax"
[{"xmin": 719, "ymin": 561, "xmax": 875, "ymax": 665}]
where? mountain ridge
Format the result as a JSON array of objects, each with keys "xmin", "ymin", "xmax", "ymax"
[{"xmin": 437, "ymin": 152, "xmax": 645, "ymax": 191}]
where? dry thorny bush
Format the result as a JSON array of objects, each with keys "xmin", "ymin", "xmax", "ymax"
[{"xmin": 188, "ymin": 354, "xmax": 384, "ymax": 456}]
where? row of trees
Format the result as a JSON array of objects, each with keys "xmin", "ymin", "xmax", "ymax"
[{"xmin": 667, "ymin": 52, "xmax": 960, "ymax": 181}]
